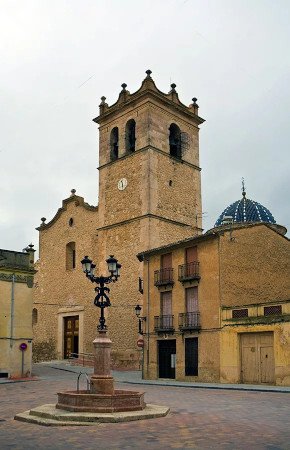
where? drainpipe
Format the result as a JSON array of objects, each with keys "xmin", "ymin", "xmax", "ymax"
[
  {"xmin": 146, "ymin": 258, "xmax": 150, "ymax": 377},
  {"xmin": 10, "ymin": 274, "xmax": 15, "ymax": 348}
]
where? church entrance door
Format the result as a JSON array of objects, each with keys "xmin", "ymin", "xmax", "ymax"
[{"xmin": 63, "ymin": 316, "xmax": 79, "ymax": 359}]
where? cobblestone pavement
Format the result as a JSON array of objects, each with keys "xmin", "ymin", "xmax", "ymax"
[{"xmin": 0, "ymin": 365, "xmax": 290, "ymax": 450}]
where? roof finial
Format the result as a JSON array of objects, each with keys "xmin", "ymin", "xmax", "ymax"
[
  {"xmin": 71, "ymin": 189, "xmax": 76, "ymax": 196},
  {"xmin": 241, "ymin": 178, "xmax": 246, "ymax": 198},
  {"xmin": 145, "ymin": 69, "xmax": 152, "ymax": 78},
  {"xmin": 121, "ymin": 83, "xmax": 127, "ymax": 91}
]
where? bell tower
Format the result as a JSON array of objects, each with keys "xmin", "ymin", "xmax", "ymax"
[{"xmin": 93, "ymin": 70, "xmax": 205, "ymax": 365}]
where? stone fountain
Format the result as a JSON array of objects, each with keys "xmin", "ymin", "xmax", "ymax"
[
  {"xmin": 56, "ymin": 330, "xmax": 145, "ymax": 413},
  {"xmin": 15, "ymin": 255, "xmax": 169, "ymax": 425}
]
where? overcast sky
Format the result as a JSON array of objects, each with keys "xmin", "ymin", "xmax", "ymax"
[{"xmin": 1, "ymin": 0, "xmax": 289, "ymax": 253}]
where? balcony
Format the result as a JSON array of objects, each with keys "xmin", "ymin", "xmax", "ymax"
[
  {"xmin": 179, "ymin": 312, "xmax": 201, "ymax": 331},
  {"xmin": 178, "ymin": 262, "xmax": 200, "ymax": 282},
  {"xmin": 154, "ymin": 268, "xmax": 174, "ymax": 287},
  {"xmin": 154, "ymin": 315, "xmax": 174, "ymax": 333}
]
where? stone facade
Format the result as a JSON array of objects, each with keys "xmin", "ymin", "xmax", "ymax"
[
  {"xmin": 33, "ymin": 71, "xmax": 205, "ymax": 367},
  {"xmin": 137, "ymin": 223, "xmax": 290, "ymax": 385},
  {"xmin": 0, "ymin": 246, "xmax": 36, "ymax": 378},
  {"xmin": 33, "ymin": 194, "xmax": 99, "ymax": 362}
]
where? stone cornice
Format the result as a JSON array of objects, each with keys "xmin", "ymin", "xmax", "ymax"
[
  {"xmin": 97, "ymin": 213, "xmax": 194, "ymax": 232},
  {"xmin": 137, "ymin": 232, "xmax": 214, "ymax": 261},
  {"xmin": 93, "ymin": 71, "xmax": 205, "ymax": 126},
  {"xmin": 0, "ymin": 272, "xmax": 35, "ymax": 287},
  {"xmin": 98, "ymin": 145, "xmax": 201, "ymax": 172},
  {"xmin": 221, "ymin": 298, "xmax": 290, "ymax": 309}
]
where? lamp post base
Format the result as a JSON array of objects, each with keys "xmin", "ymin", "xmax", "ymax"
[
  {"xmin": 90, "ymin": 376, "xmax": 114, "ymax": 395},
  {"xmin": 91, "ymin": 329, "xmax": 114, "ymax": 395}
]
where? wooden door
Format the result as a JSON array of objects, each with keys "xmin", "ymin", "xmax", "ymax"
[
  {"xmin": 185, "ymin": 287, "xmax": 198, "ymax": 327},
  {"xmin": 160, "ymin": 253, "xmax": 172, "ymax": 283},
  {"xmin": 186, "ymin": 246, "xmax": 197, "ymax": 263},
  {"xmin": 185, "ymin": 338, "xmax": 198, "ymax": 376},
  {"xmin": 186, "ymin": 287, "xmax": 198, "ymax": 312},
  {"xmin": 158, "ymin": 340, "xmax": 176, "ymax": 379},
  {"xmin": 240, "ymin": 332, "xmax": 274, "ymax": 384},
  {"xmin": 161, "ymin": 291, "xmax": 172, "ymax": 329},
  {"xmin": 185, "ymin": 247, "xmax": 197, "ymax": 277},
  {"xmin": 260, "ymin": 334, "xmax": 275, "ymax": 383},
  {"xmin": 64, "ymin": 316, "xmax": 79, "ymax": 359}
]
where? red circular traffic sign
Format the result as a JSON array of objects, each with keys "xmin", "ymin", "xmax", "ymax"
[{"xmin": 137, "ymin": 338, "xmax": 144, "ymax": 348}]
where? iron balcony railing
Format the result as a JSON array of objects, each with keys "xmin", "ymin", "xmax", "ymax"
[
  {"xmin": 178, "ymin": 262, "xmax": 200, "ymax": 282},
  {"xmin": 179, "ymin": 312, "xmax": 201, "ymax": 331},
  {"xmin": 154, "ymin": 268, "xmax": 174, "ymax": 286},
  {"xmin": 154, "ymin": 315, "xmax": 174, "ymax": 332}
]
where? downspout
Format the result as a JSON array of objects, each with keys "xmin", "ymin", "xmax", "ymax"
[
  {"xmin": 10, "ymin": 274, "xmax": 15, "ymax": 348},
  {"xmin": 146, "ymin": 257, "xmax": 150, "ymax": 378}
]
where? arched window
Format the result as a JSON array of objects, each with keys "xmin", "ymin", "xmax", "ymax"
[
  {"xmin": 169, "ymin": 123, "xmax": 181, "ymax": 159},
  {"xmin": 66, "ymin": 242, "xmax": 76, "ymax": 270},
  {"xmin": 110, "ymin": 127, "xmax": 119, "ymax": 161},
  {"xmin": 125, "ymin": 119, "xmax": 136, "ymax": 153},
  {"xmin": 32, "ymin": 308, "xmax": 38, "ymax": 326}
]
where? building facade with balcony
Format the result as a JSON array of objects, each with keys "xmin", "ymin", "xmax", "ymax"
[{"xmin": 137, "ymin": 222, "xmax": 290, "ymax": 385}]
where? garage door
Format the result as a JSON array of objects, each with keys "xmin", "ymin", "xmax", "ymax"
[{"xmin": 240, "ymin": 332, "xmax": 274, "ymax": 384}]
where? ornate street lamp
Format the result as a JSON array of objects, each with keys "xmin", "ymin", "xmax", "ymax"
[
  {"xmin": 81, "ymin": 255, "xmax": 121, "ymax": 330},
  {"xmin": 134, "ymin": 304, "xmax": 146, "ymax": 335}
]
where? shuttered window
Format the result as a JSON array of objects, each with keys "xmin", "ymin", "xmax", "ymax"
[
  {"xmin": 161, "ymin": 291, "xmax": 172, "ymax": 316},
  {"xmin": 186, "ymin": 287, "xmax": 198, "ymax": 313}
]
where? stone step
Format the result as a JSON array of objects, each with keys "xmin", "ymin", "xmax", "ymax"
[
  {"xmin": 14, "ymin": 403, "xmax": 170, "ymax": 426},
  {"xmin": 15, "ymin": 411, "xmax": 94, "ymax": 426}
]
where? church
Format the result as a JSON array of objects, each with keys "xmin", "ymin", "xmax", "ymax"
[
  {"xmin": 33, "ymin": 70, "xmax": 204, "ymax": 366},
  {"xmin": 32, "ymin": 71, "xmax": 290, "ymax": 383}
]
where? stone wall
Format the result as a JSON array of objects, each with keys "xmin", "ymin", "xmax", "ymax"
[
  {"xmin": 33, "ymin": 195, "xmax": 99, "ymax": 361},
  {"xmin": 219, "ymin": 225, "xmax": 290, "ymax": 306}
]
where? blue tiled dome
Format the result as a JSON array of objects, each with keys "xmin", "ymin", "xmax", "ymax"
[{"xmin": 215, "ymin": 193, "xmax": 276, "ymax": 227}]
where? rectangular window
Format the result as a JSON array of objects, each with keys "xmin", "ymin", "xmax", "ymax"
[
  {"xmin": 185, "ymin": 337, "xmax": 198, "ymax": 376},
  {"xmin": 66, "ymin": 242, "xmax": 76, "ymax": 270},
  {"xmin": 264, "ymin": 305, "xmax": 282, "ymax": 316},
  {"xmin": 232, "ymin": 309, "xmax": 248, "ymax": 318}
]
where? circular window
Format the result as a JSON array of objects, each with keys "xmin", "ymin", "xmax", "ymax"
[{"xmin": 69, "ymin": 218, "xmax": 74, "ymax": 227}]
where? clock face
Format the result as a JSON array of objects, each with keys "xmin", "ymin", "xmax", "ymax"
[{"xmin": 117, "ymin": 178, "xmax": 128, "ymax": 191}]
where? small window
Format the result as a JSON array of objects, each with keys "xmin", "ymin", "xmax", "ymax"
[
  {"xmin": 169, "ymin": 123, "xmax": 181, "ymax": 159},
  {"xmin": 264, "ymin": 305, "xmax": 282, "ymax": 316},
  {"xmin": 110, "ymin": 127, "xmax": 119, "ymax": 161},
  {"xmin": 32, "ymin": 308, "xmax": 38, "ymax": 326},
  {"xmin": 232, "ymin": 309, "xmax": 248, "ymax": 318},
  {"xmin": 66, "ymin": 242, "xmax": 76, "ymax": 270},
  {"xmin": 138, "ymin": 277, "xmax": 144, "ymax": 294},
  {"xmin": 69, "ymin": 218, "xmax": 74, "ymax": 227},
  {"xmin": 125, "ymin": 119, "xmax": 136, "ymax": 153}
]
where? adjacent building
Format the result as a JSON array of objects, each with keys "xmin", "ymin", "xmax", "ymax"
[
  {"xmin": 137, "ymin": 193, "xmax": 290, "ymax": 385},
  {"xmin": 0, "ymin": 245, "xmax": 36, "ymax": 378}
]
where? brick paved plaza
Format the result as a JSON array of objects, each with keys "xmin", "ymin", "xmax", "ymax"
[{"xmin": 1, "ymin": 364, "xmax": 290, "ymax": 450}]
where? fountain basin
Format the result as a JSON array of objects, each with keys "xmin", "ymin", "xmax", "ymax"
[{"xmin": 57, "ymin": 389, "xmax": 145, "ymax": 413}]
